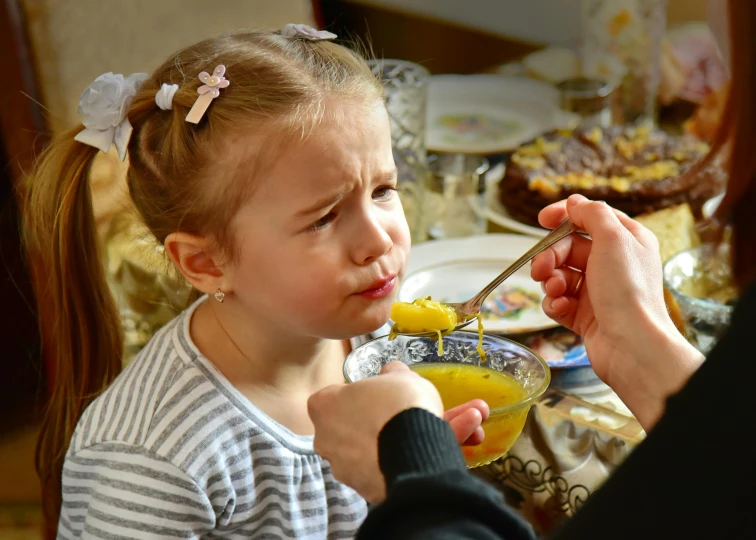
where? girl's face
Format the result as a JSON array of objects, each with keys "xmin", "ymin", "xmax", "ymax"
[{"xmin": 225, "ymin": 99, "xmax": 411, "ymax": 340}]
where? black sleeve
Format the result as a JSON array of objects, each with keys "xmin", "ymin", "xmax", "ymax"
[
  {"xmin": 553, "ymin": 285, "xmax": 756, "ymax": 539},
  {"xmin": 359, "ymin": 284, "xmax": 756, "ymax": 540},
  {"xmin": 356, "ymin": 408, "xmax": 536, "ymax": 540}
]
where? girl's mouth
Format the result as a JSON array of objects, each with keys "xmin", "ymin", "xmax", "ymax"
[{"xmin": 356, "ymin": 276, "xmax": 397, "ymax": 299}]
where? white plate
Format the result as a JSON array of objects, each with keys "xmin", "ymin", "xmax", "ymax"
[
  {"xmin": 486, "ymin": 191, "xmax": 549, "ymax": 238},
  {"xmin": 426, "ymin": 74, "xmax": 578, "ymax": 155},
  {"xmin": 483, "ymin": 161, "xmax": 548, "ymax": 238},
  {"xmin": 399, "ymin": 234, "xmax": 559, "ymax": 334}
]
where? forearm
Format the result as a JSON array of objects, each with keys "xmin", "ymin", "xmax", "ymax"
[
  {"xmin": 607, "ymin": 320, "xmax": 704, "ymax": 431},
  {"xmin": 554, "ymin": 293, "xmax": 755, "ymax": 539}
]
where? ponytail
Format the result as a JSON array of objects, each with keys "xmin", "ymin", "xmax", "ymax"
[{"xmin": 24, "ymin": 130, "xmax": 123, "ymax": 530}]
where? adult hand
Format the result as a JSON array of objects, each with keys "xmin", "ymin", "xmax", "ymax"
[
  {"xmin": 531, "ymin": 195, "xmax": 704, "ymax": 429},
  {"xmin": 308, "ymin": 362, "xmax": 488, "ymax": 502}
]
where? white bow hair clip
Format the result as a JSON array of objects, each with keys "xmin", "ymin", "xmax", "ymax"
[
  {"xmin": 281, "ymin": 23, "xmax": 337, "ymax": 41},
  {"xmin": 74, "ymin": 72, "xmax": 148, "ymax": 161}
]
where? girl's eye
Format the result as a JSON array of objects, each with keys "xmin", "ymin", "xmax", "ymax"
[
  {"xmin": 308, "ymin": 212, "xmax": 336, "ymax": 232},
  {"xmin": 373, "ymin": 186, "xmax": 397, "ymax": 200}
]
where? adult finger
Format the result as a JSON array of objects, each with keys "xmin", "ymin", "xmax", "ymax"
[
  {"xmin": 307, "ymin": 384, "xmax": 339, "ymax": 419},
  {"xmin": 541, "ymin": 295, "xmax": 579, "ymax": 330},
  {"xmin": 380, "ymin": 361, "xmax": 411, "ymax": 375},
  {"xmin": 540, "ymin": 194, "xmax": 649, "ymax": 241},
  {"xmin": 542, "ymin": 267, "xmax": 585, "ymax": 298},
  {"xmin": 538, "ymin": 199, "xmax": 570, "ymax": 229},
  {"xmin": 566, "ymin": 197, "xmax": 632, "ymax": 245},
  {"xmin": 531, "ymin": 233, "xmax": 593, "ymax": 281}
]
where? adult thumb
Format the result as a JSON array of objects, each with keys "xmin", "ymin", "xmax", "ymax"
[{"xmin": 380, "ymin": 361, "xmax": 410, "ymax": 375}]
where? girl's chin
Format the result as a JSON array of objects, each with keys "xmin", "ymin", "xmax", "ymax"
[{"xmin": 329, "ymin": 311, "xmax": 391, "ymax": 341}]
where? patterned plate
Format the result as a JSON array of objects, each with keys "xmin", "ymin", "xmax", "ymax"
[
  {"xmin": 399, "ymin": 234, "xmax": 559, "ymax": 334},
  {"xmin": 426, "ymin": 74, "xmax": 578, "ymax": 155},
  {"xmin": 511, "ymin": 327, "xmax": 590, "ymax": 369}
]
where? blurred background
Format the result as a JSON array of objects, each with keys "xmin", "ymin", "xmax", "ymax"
[{"xmin": 0, "ymin": 0, "xmax": 721, "ymax": 537}]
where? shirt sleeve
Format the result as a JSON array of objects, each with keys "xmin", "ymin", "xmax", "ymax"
[
  {"xmin": 357, "ymin": 408, "xmax": 536, "ymax": 540},
  {"xmin": 359, "ymin": 285, "xmax": 756, "ymax": 539},
  {"xmin": 58, "ymin": 442, "xmax": 216, "ymax": 539}
]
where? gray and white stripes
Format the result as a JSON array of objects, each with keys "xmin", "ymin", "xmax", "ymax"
[{"xmin": 58, "ymin": 299, "xmax": 367, "ymax": 539}]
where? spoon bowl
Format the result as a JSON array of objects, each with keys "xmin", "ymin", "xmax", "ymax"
[{"xmin": 392, "ymin": 218, "xmax": 578, "ymax": 338}]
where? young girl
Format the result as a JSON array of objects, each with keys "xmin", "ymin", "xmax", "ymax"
[{"xmin": 27, "ymin": 24, "xmax": 410, "ymax": 538}]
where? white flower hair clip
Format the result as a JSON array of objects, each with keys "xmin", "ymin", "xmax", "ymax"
[
  {"xmin": 281, "ymin": 23, "xmax": 337, "ymax": 41},
  {"xmin": 185, "ymin": 65, "xmax": 230, "ymax": 124},
  {"xmin": 74, "ymin": 72, "xmax": 148, "ymax": 161}
]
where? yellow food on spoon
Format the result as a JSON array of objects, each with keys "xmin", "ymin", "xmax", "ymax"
[
  {"xmin": 390, "ymin": 297, "xmax": 487, "ymax": 360},
  {"xmin": 477, "ymin": 316, "xmax": 486, "ymax": 362},
  {"xmin": 391, "ymin": 297, "xmax": 458, "ymax": 333},
  {"xmin": 390, "ymin": 297, "xmax": 457, "ymax": 355}
]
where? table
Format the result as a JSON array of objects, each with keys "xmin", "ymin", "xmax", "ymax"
[{"xmin": 475, "ymin": 376, "xmax": 644, "ymax": 535}]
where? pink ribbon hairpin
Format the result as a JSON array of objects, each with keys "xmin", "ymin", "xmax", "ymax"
[{"xmin": 185, "ymin": 65, "xmax": 230, "ymax": 124}]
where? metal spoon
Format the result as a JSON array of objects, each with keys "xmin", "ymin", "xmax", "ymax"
[{"xmin": 393, "ymin": 218, "xmax": 579, "ymax": 337}]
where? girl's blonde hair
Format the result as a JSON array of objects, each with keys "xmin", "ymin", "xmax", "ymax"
[{"xmin": 24, "ymin": 29, "xmax": 383, "ymax": 529}]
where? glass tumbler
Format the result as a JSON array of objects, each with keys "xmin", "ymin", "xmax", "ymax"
[
  {"xmin": 369, "ymin": 59, "xmax": 430, "ymax": 243},
  {"xmin": 425, "ymin": 153, "xmax": 489, "ymax": 240}
]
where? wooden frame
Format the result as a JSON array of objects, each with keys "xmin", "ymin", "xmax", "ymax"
[
  {"xmin": 0, "ymin": 0, "xmax": 49, "ymax": 182},
  {"xmin": 0, "ymin": 0, "xmax": 49, "ymax": 430}
]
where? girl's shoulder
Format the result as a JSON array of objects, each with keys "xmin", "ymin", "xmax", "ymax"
[
  {"xmin": 66, "ymin": 309, "xmax": 212, "ymax": 453},
  {"xmin": 67, "ymin": 298, "xmax": 316, "ymax": 464}
]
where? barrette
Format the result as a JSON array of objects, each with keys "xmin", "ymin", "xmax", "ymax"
[{"xmin": 185, "ymin": 65, "xmax": 230, "ymax": 124}]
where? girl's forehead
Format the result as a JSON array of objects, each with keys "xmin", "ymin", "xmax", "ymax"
[{"xmin": 265, "ymin": 103, "xmax": 390, "ymax": 183}]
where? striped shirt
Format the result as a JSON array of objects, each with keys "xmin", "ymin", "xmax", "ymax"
[{"xmin": 59, "ymin": 299, "xmax": 367, "ymax": 539}]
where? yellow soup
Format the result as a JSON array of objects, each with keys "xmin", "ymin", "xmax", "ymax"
[{"xmin": 411, "ymin": 363, "xmax": 530, "ymax": 468}]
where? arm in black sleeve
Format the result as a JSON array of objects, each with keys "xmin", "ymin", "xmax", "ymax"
[
  {"xmin": 553, "ymin": 285, "xmax": 756, "ymax": 539},
  {"xmin": 358, "ymin": 286, "xmax": 755, "ymax": 540},
  {"xmin": 357, "ymin": 408, "xmax": 536, "ymax": 540}
]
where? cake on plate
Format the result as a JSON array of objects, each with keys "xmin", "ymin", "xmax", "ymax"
[{"xmin": 499, "ymin": 125, "xmax": 725, "ymax": 226}]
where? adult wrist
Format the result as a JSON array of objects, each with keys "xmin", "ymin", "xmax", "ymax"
[{"xmin": 608, "ymin": 316, "xmax": 704, "ymax": 430}]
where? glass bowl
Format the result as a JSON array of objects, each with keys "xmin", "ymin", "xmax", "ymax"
[
  {"xmin": 344, "ymin": 331, "xmax": 550, "ymax": 467},
  {"xmin": 663, "ymin": 244, "xmax": 736, "ymax": 354}
]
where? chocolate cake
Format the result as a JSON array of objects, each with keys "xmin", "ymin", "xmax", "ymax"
[{"xmin": 498, "ymin": 125, "xmax": 725, "ymax": 227}]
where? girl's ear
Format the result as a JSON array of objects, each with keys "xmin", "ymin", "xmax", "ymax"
[{"xmin": 164, "ymin": 232, "xmax": 231, "ymax": 295}]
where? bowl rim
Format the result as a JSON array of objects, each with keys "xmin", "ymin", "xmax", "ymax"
[
  {"xmin": 662, "ymin": 244, "xmax": 734, "ymax": 315},
  {"xmin": 343, "ymin": 331, "xmax": 552, "ymax": 416}
]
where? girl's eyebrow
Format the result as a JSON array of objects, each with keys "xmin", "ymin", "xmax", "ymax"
[
  {"xmin": 296, "ymin": 193, "xmax": 344, "ymax": 218},
  {"xmin": 377, "ymin": 168, "xmax": 398, "ymax": 183},
  {"xmin": 294, "ymin": 168, "xmax": 397, "ymax": 217}
]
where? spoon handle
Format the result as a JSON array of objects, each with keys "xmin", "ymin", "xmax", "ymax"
[{"xmin": 467, "ymin": 218, "xmax": 578, "ymax": 312}]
